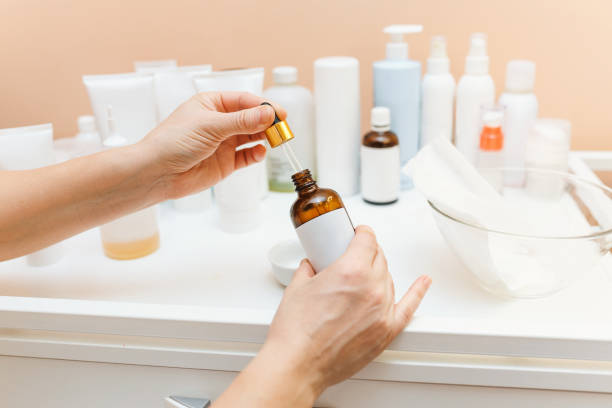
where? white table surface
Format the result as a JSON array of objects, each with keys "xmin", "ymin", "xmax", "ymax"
[{"xmin": 0, "ymin": 190, "xmax": 611, "ymax": 360}]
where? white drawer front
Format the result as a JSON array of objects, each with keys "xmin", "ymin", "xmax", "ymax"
[{"xmin": 1, "ymin": 356, "xmax": 611, "ymax": 408}]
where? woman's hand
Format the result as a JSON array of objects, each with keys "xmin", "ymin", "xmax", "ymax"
[
  {"xmin": 213, "ymin": 226, "xmax": 431, "ymax": 407},
  {"xmin": 142, "ymin": 92, "xmax": 285, "ymax": 199}
]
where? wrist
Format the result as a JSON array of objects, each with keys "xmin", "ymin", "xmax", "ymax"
[{"xmin": 125, "ymin": 141, "xmax": 173, "ymax": 204}]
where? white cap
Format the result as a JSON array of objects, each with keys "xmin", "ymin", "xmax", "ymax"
[
  {"xmin": 505, "ymin": 60, "xmax": 536, "ymax": 92},
  {"xmin": 77, "ymin": 115, "xmax": 96, "ymax": 133},
  {"xmin": 273, "ymin": 66, "xmax": 298, "ymax": 85},
  {"xmin": 371, "ymin": 107, "xmax": 391, "ymax": 131},
  {"xmin": 384, "ymin": 25, "xmax": 423, "ymax": 60},
  {"xmin": 482, "ymin": 110, "xmax": 504, "ymax": 128},
  {"xmin": 526, "ymin": 118, "xmax": 571, "ymax": 165},
  {"xmin": 427, "ymin": 35, "xmax": 450, "ymax": 74},
  {"xmin": 465, "ymin": 33, "xmax": 489, "ymax": 75}
]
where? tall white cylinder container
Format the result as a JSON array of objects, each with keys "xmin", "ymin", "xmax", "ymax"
[{"xmin": 314, "ymin": 57, "xmax": 361, "ymax": 196}]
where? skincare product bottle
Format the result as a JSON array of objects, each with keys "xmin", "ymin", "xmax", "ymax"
[
  {"xmin": 477, "ymin": 104, "xmax": 505, "ymax": 191},
  {"xmin": 314, "ymin": 57, "xmax": 360, "ymax": 196},
  {"xmin": 291, "ymin": 169, "xmax": 355, "ymax": 273},
  {"xmin": 456, "ymin": 33, "xmax": 495, "ymax": 164},
  {"xmin": 421, "ymin": 36, "xmax": 455, "ymax": 146},
  {"xmin": 0, "ymin": 123, "xmax": 65, "ymax": 266},
  {"xmin": 83, "ymin": 73, "xmax": 158, "ymax": 144},
  {"xmin": 498, "ymin": 60, "xmax": 538, "ymax": 185},
  {"xmin": 373, "ymin": 24, "xmax": 423, "ymax": 190},
  {"xmin": 361, "ymin": 107, "xmax": 400, "ymax": 205},
  {"xmin": 263, "ymin": 66, "xmax": 315, "ymax": 192},
  {"xmin": 99, "ymin": 106, "xmax": 160, "ymax": 259}
]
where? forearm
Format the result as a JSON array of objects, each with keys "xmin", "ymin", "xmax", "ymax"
[
  {"xmin": 212, "ymin": 341, "xmax": 319, "ymax": 408},
  {"xmin": 0, "ymin": 142, "xmax": 169, "ymax": 260}
]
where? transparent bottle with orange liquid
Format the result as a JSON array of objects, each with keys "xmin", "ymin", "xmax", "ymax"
[
  {"xmin": 477, "ymin": 104, "xmax": 505, "ymax": 191},
  {"xmin": 99, "ymin": 105, "xmax": 160, "ymax": 260}
]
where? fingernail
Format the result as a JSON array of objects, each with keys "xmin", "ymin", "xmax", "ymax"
[{"xmin": 422, "ymin": 276, "xmax": 432, "ymax": 287}]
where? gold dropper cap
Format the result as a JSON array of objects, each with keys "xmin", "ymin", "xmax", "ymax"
[{"xmin": 261, "ymin": 102, "xmax": 294, "ymax": 148}]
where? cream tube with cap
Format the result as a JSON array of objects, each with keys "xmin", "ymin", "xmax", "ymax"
[
  {"xmin": 83, "ymin": 72, "xmax": 158, "ymax": 145},
  {"xmin": 193, "ymin": 68, "xmax": 268, "ymax": 232},
  {"xmin": 98, "ymin": 106, "xmax": 160, "ymax": 259},
  {"xmin": 0, "ymin": 123, "xmax": 64, "ymax": 266}
]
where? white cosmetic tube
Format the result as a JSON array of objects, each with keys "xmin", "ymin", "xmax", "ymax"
[
  {"xmin": 0, "ymin": 124, "xmax": 64, "ymax": 266},
  {"xmin": 314, "ymin": 57, "xmax": 361, "ymax": 196},
  {"xmin": 193, "ymin": 68, "xmax": 268, "ymax": 232},
  {"xmin": 83, "ymin": 73, "xmax": 158, "ymax": 144},
  {"xmin": 134, "ymin": 59, "xmax": 177, "ymax": 73}
]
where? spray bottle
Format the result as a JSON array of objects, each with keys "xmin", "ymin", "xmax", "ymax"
[
  {"xmin": 421, "ymin": 36, "xmax": 455, "ymax": 146},
  {"xmin": 455, "ymin": 33, "xmax": 495, "ymax": 164},
  {"xmin": 373, "ymin": 24, "xmax": 423, "ymax": 189}
]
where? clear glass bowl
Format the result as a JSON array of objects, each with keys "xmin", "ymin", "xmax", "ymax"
[{"xmin": 429, "ymin": 168, "xmax": 612, "ymax": 298}]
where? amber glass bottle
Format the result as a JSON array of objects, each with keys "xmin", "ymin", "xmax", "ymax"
[
  {"xmin": 290, "ymin": 169, "xmax": 355, "ymax": 272},
  {"xmin": 361, "ymin": 107, "xmax": 400, "ymax": 205}
]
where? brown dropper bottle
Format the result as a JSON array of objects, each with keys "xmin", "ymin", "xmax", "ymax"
[{"xmin": 290, "ymin": 169, "xmax": 348, "ymax": 228}]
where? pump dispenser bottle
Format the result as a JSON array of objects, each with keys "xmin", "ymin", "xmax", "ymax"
[
  {"xmin": 291, "ymin": 170, "xmax": 355, "ymax": 273},
  {"xmin": 477, "ymin": 104, "xmax": 505, "ymax": 191},
  {"xmin": 499, "ymin": 60, "xmax": 538, "ymax": 185},
  {"xmin": 373, "ymin": 24, "xmax": 423, "ymax": 189},
  {"xmin": 99, "ymin": 105, "xmax": 160, "ymax": 260},
  {"xmin": 456, "ymin": 33, "xmax": 495, "ymax": 164},
  {"xmin": 421, "ymin": 36, "xmax": 456, "ymax": 146},
  {"xmin": 361, "ymin": 107, "xmax": 400, "ymax": 204}
]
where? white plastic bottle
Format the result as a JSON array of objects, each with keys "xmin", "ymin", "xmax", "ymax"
[
  {"xmin": 99, "ymin": 106, "xmax": 160, "ymax": 260},
  {"xmin": 455, "ymin": 33, "xmax": 495, "ymax": 164},
  {"xmin": 373, "ymin": 24, "xmax": 423, "ymax": 189},
  {"xmin": 421, "ymin": 36, "xmax": 455, "ymax": 146},
  {"xmin": 361, "ymin": 107, "xmax": 400, "ymax": 204},
  {"xmin": 477, "ymin": 104, "xmax": 505, "ymax": 191},
  {"xmin": 498, "ymin": 60, "xmax": 538, "ymax": 185},
  {"xmin": 263, "ymin": 66, "xmax": 315, "ymax": 192}
]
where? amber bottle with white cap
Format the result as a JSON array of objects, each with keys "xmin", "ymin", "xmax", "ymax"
[
  {"xmin": 361, "ymin": 107, "xmax": 400, "ymax": 204},
  {"xmin": 261, "ymin": 103, "xmax": 355, "ymax": 273}
]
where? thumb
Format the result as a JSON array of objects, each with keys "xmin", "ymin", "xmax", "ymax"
[
  {"xmin": 211, "ymin": 104, "xmax": 275, "ymax": 140},
  {"xmin": 288, "ymin": 259, "xmax": 315, "ymax": 288}
]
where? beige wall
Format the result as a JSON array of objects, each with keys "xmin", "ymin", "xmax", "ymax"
[{"xmin": 1, "ymin": 0, "xmax": 610, "ymax": 149}]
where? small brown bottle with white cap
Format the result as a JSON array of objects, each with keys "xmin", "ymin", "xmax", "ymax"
[
  {"xmin": 361, "ymin": 107, "xmax": 400, "ymax": 204},
  {"xmin": 262, "ymin": 103, "xmax": 355, "ymax": 273}
]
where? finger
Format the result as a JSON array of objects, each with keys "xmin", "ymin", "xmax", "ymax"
[
  {"xmin": 392, "ymin": 275, "xmax": 432, "ymax": 336},
  {"xmin": 232, "ymin": 132, "xmax": 266, "ymax": 147},
  {"xmin": 208, "ymin": 104, "xmax": 275, "ymax": 141},
  {"xmin": 288, "ymin": 259, "xmax": 316, "ymax": 287},
  {"xmin": 373, "ymin": 245, "xmax": 394, "ymax": 299},
  {"xmin": 340, "ymin": 225, "xmax": 378, "ymax": 266},
  {"xmin": 216, "ymin": 92, "xmax": 287, "ymax": 119},
  {"xmin": 234, "ymin": 144, "xmax": 266, "ymax": 170}
]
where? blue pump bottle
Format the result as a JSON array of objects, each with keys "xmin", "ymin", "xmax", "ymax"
[{"xmin": 373, "ymin": 24, "xmax": 423, "ymax": 189}]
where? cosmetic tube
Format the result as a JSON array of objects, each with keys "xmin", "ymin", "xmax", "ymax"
[
  {"xmin": 193, "ymin": 68, "xmax": 267, "ymax": 231},
  {"xmin": 0, "ymin": 124, "xmax": 64, "ymax": 266},
  {"xmin": 314, "ymin": 57, "xmax": 361, "ymax": 196},
  {"xmin": 83, "ymin": 73, "xmax": 158, "ymax": 144}
]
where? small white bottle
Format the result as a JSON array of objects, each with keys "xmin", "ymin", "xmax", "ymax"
[
  {"xmin": 361, "ymin": 107, "xmax": 400, "ymax": 204},
  {"xmin": 477, "ymin": 104, "xmax": 505, "ymax": 191},
  {"xmin": 456, "ymin": 33, "xmax": 495, "ymax": 164},
  {"xmin": 421, "ymin": 36, "xmax": 455, "ymax": 146},
  {"xmin": 99, "ymin": 106, "xmax": 160, "ymax": 259},
  {"xmin": 263, "ymin": 66, "xmax": 315, "ymax": 192},
  {"xmin": 499, "ymin": 60, "xmax": 538, "ymax": 185}
]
